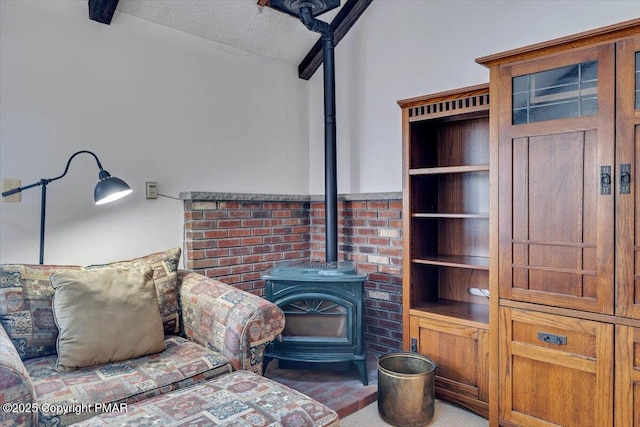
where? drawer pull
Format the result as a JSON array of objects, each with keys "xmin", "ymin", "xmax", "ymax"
[{"xmin": 537, "ymin": 332, "xmax": 567, "ymax": 346}]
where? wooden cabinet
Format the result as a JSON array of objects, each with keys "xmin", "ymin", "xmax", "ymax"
[
  {"xmin": 399, "ymin": 85, "xmax": 490, "ymax": 417},
  {"xmin": 477, "ymin": 19, "xmax": 640, "ymax": 427}
]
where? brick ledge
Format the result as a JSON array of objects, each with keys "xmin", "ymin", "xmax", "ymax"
[{"xmin": 180, "ymin": 191, "xmax": 401, "ymax": 202}]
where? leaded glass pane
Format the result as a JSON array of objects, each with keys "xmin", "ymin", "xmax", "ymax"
[{"xmin": 512, "ymin": 60, "xmax": 598, "ymax": 124}]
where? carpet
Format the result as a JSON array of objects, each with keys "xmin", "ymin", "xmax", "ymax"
[{"xmin": 340, "ymin": 400, "xmax": 489, "ymax": 427}]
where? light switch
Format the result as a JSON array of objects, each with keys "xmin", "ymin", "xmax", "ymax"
[{"xmin": 146, "ymin": 182, "xmax": 158, "ymax": 199}]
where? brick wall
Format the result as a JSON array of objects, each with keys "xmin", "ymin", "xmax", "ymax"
[
  {"xmin": 183, "ymin": 196, "xmax": 310, "ymax": 295},
  {"xmin": 310, "ymin": 198, "xmax": 403, "ymax": 354},
  {"xmin": 182, "ymin": 192, "xmax": 403, "ymax": 354}
]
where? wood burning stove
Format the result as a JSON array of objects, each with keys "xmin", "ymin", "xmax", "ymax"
[{"xmin": 262, "ymin": 261, "xmax": 368, "ymax": 385}]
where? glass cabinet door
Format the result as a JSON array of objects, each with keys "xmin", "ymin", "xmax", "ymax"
[
  {"xmin": 615, "ymin": 36, "xmax": 640, "ymax": 321},
  {"xmin": 498, "ymin": 44, "xmax": 615, "ymax": 314}
]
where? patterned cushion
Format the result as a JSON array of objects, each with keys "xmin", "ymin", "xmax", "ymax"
[
  {"xmin": 25, "ymin": 336, "xmax": 232, "ymax": 426},
  {"xmin": 85, "ymin": 247, "xmax": 182, "ymax": 334},
  {"xmin": 179, "ymin": 271, "xmax": 286, "ymax": 373},
  {"xmin": 0, "ymin": 264, "xmax": 81, "ymax": 359},
  {"xmin": 0, "ymin": 322, "xmax": 37, "ymax": 427},
  {"xmin": 74, "ymin": 370, "xmax": 340, "ymax": 427}
]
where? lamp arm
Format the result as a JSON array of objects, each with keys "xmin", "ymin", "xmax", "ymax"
[
  {"xmin": 1, "ymin": 180, "xmax": 46, "ymax": 197},
  {"xmin": 1, "ymin": 151, "xmax": 105, "ymax": 198},
  {"xmin": 47, "ymin": 150, "xmax": 104, "ymax": 184}
]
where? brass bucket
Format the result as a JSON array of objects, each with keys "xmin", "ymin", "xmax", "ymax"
[{"xmin": 377, "ymin": 352, "xmax": 438, "ymax": 427}]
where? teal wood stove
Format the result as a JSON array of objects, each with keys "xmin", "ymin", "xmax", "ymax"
[{"xmin": 262, "ymin": 260, "xmax": 368, "ymax": 385}]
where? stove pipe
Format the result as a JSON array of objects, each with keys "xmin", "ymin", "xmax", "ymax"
[
  {"xmin": 299, "ymin": 6, "xmax": 338, "ymax": 264},
  {"xmin": 270, "ymin": 0, "xmax": 339, "ymax": 263}
]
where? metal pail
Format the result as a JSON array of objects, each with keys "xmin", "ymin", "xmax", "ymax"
[{"xmin": 377, "ymin": 352, "xmax": 437, "ymax": 427}]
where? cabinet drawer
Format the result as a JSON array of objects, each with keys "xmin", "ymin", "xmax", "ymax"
[{"xmin": 500, "ymin": 307, "xmax": 614, "ymax": 427}]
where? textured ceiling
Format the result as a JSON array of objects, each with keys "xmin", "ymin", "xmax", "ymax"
[{"xmin": 117, "ymin": 0, "xmax": 343, "ymax": 65}]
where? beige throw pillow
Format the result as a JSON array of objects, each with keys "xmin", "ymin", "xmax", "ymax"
[{"xmin": 50, "ymin": 267, "xmax": 166, "ymax": 372}]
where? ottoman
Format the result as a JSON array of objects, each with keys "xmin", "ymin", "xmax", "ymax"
[{"xmin": 74, "ymin": 370, "xmax": 340, "ymax": 427}]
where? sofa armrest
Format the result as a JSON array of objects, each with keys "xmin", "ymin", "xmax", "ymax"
[
  {"xmin": 178, "ymin": 271, "xmax": 285, "ymax": 374},
  {"xmin": 0, "ymin": 323, "xmax": 37, "ymax": 427}
]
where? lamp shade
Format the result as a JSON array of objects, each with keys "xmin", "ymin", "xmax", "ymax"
[{"xmin": 94, "ymin": 170, "xmax": 132, "ymax": 205}]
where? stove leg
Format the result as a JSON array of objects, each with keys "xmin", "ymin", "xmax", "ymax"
[
  {"xmin": 262, "ymin": 355, "xmax": 273, "ymax": 375},
  {"xmin": 353, "ymin": 360, "xmax": 368, "ymax": 386}
]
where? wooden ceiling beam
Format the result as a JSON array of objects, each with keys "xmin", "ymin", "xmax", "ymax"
[
  {"xmin": 88, "ymin": 0, "xmax": 120, "ymax": 25},
  {"xmin": 298, "ymin": 0, "xmax": 373, "ymax": 80}
]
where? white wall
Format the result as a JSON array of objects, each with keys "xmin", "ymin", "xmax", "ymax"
[
  {"xmin": 308, "ymin": 0, "xmax": 640, "ymax": 194},
  {"xmin": 2, "ymin": 0, "xmax": 639, "ymax": 265},
  {"xmin": 0, "ymin": 1, "xmax": 309, "ymax": 265}
]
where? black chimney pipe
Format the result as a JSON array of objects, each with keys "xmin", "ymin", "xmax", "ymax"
[{"xmin": 299, "ymin": 6, "xmax": 338, "ymax": 263}]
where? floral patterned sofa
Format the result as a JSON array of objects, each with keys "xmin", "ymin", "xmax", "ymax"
[{"xmin": 0, "ymin": 248, "xmax": 300, "ymax": 427}]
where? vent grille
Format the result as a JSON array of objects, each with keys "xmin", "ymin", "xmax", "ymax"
[
  {"xmin": 295, "ymin": 262, "xmax": 336, "ymax": 269},
  {"xmin": 408, "ymin": 93, "xmax": 489, "ymax": 121}
]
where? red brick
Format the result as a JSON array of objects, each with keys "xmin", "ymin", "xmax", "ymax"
[
  {"xmin": 205, "ymin": 248, "xmax": 229, "ymax": 258},
  {"xmin": 356, "ymin": 228, "xmax": 377, "ymax": 236},
  {"xmin": 228, "ymin": 228, "xmax": 251, "ymax": 237},
  {"xmin": 368, "ymin": 237, "xmax": 390, "ymax": 246},
  {"xmin": 205, "ymin": 266, "xmax": 230, "ymax": 277},
  {"xmin": 273, "ymin": 210, "xmax": 292, "ymax": 218},
  {"xmin": 347, "ymin": 201, "xmax": 367, "ymax": 209},
  {"xmin": 185, "ymin": 211, "xmax": 203, "ymax": 220},
  {"xmin": 218, "ymin": 219, "xmax": 242, "ymax": 228},
  {"xmin": 241, "ymin": 236, "xmax": 263, "ymax": 246},
  {"xmin": 185, "ymin": 231, "xmax": 204, "ymax": 240},
  {"xmin": 263, "ymin": 202, "xmax": 283, "ymax": 210},
  {"xmin": 264, "ymin": 235, "xmax": 284, "ymax": 244},
  {"xmin": 242, "ymin": 272, "xmax": 263, "ymax": 282},
  {"xmin": 222, "ymin": 274, "xmax": 242, "ymax": 284},
  {"xmin": 241, "ymin": 219, "xmax": 265, "ymax": 228},
  {"xmin": 219, "ymin": 256, "xmax": 242, "ymax": 266},
  {"xmin": 356, "ymin": 210, "xmax": 377, "ymax": 218},
  {"xmin": 218, "ymin": 238, "xmax": 241, "ymax": 248},
  {"xmin": 379, "ymin": 247, "xmax": 402, "ymax": 257},
  {"xmin": 251, "ymin": 227, "xmax": 272, "ymax": 235},
  {"xmin": 190, "ymin": 250, "xmax": 204, "ymax": 260},
  {"xmin": 241, "ymin": 254, "xmax": 263, "ymax": 264},
  {"xmin": 241, "ymin": 202, "xmax": 263, "ymax": 209},
  {"xmin": 204, "ymin": 211, "xmax": 227, "ymax": 219},
  {"xmin": 229, "ymin": 246, "xmax": 252, "ymax": 256},
  {"xmin": 204, "ymin": 230, "xmax": 228, "ymax": 239},
  {"xmin": 231, "ymin": 264, "xmax": 252, "ymax": 274},
  {"xmin": 367, "ymin": 201, "xmax": 388, "ymax": 209},
  {"xmin": 229, "ymin": 211, "xmax": 251, "ymax": 218}
]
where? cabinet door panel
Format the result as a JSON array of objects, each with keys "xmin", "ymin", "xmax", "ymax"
[
  {"xmin": 616, "ymin": 36, "xmax": 640, "ymax": 320},
  {"xmin": 410, "ymin": 315, "xmax": 488, "ymax": 417},
  {"xmin": 499, "ymin": 45, "xmax": 615, "ymax": 314},
  {"xmin": 615, "ymin": 325, "xmax": 640, "ymax": 426},
  {"xmin": 500, "ymin": 308, "xmax": 614, "ymax": 427}
]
